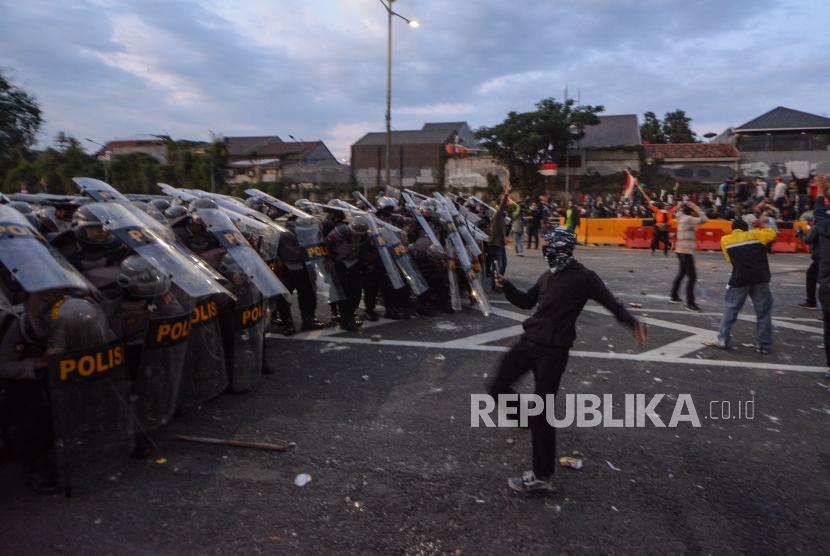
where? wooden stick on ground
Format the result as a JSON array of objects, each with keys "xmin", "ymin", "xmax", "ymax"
[{"xmin": 173, "ymin": 435, "xmax": 296, "ymax": 452}]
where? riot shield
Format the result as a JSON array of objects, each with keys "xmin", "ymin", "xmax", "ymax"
[
  {"xmin": 437, "ymin": 208, "xmax": 491, "ymax": 316},
  {"xmin": 193, "ymin": 208, "xmax": 287, "ymax": 299},
  {"xmin": 380, "ymin": 227, "xmax": 428, "ymax": 295},
  {"xmin": 46, "ymin": 298, "xmax": 132, "ymax": 493},
  {"xmin": 401, "ymin": 192, "xmax": 443, "ymax": 249},
  {"xmin": 84, "ymin": 202, "xmax": 231, "ymax": 300},
  {"xmin": 434, "ymin": 193, "xmax": 482, "ymax": 257},
  {"xmin": 0, "ymin": 205, "xmax": 94, "ymax": 296},
  {"xmin": 294, "ymin": 218, "xmax": 345, "ymax": 303},
  {"xmin": 221, "ymin": 283, "xmax": 266, "ymax": 392},
  {"xmin": 245, "ymin": 189, "xmax": 312, "ymax": 219},
  {"xmin": 176, "ymin": 295, "xmax": 229, "ymax": 410},
  {"xmin": 119, "ymin": 291, "xmax": 192, "ymax": 431},
  {"xmin": 72, "ymin": 177, "xmax": 131, "ymax": 203},
  {"xmin": 363, "ymin": 215, "xmax": 405, "ymax": 291},
  {"xmin": 444, "ymin": 238, "xmax": 462, "ymax": 311}
]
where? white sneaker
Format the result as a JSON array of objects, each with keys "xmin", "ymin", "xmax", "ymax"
[{"xmin": 507, "ymin": 471, "xmax": 555, "ymax": 493}]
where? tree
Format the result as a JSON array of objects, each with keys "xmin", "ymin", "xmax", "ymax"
[
  {"xmin": 662, "ymin": 109, "xmax": 697, "ymax": 143},
  {"xmin": 640, "ymin": 111, "xmax": 666, "ymax": 144},
  {"xmin": 29, "ymin": 137, "xmax": 104, "ymax": 194},
  {"xmin": 476, "ymin": 97, "xmax": 604, "ymax": 187},
  {"xmin": 0, "ymin": 71, "xmax": 43, "ymax": 164}
]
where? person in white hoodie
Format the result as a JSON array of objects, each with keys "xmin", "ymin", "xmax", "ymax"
[{"xmin": 670, "ymin": 202, "xmax": 708, "ymax": 311}]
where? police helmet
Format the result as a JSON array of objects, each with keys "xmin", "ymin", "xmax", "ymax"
[
  {"xmin": 419, "ymin": 199, "xmax": 440, "ymax": 216},
  {"xmin": 218, "ymin": 253, "xmax": 248, "ymax": 284},
  {"xmin": 189, "ymin": 197, "xmax": 219, "ymax": 212},
  {"xmin": 149, "ymin": 198, "xmax": 171, "ymax": 213},
  {"xmin": 117, "ymin": 254, "xmax": 172, "ymax": 298},
  {"xmin": 72, "ymin": 205, "xmax": 113, "ymax": 246},
  {"xmin": 245, "ymin": 197, "xmax": 265, "ymax": 212},
  {"xmin": 376, "ymin": 196, "xmax": 397, "ymax": 209},
  {"xmin": 349, "ymin": 215, "xmax": 371, "ymax": 235},
  {"xmin": 164, "ymin": 205, "xmax": 189, "ymax": 226}
]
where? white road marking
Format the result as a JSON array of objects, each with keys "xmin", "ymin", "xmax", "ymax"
[
  {"xmin": 273, "ymin": 295, "xmax": 825, "ymax": 374},
  {"xmin": 269, "ymin": 334, "xmax": 826, "ymax": 374}
]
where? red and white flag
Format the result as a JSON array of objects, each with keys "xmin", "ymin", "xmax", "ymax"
[{"xmin": 622, "ymin": 169, "xmax": 637, "ymax": 199}]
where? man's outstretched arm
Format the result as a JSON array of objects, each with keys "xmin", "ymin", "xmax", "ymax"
[{"xmin": 496, "ymin": 274, "xmax": 541, "ymax": 310}]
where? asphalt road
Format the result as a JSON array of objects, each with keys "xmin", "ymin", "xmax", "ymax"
[{"xmin": 2, "ymin": 245, "xmax": 829, "ymax": 555}]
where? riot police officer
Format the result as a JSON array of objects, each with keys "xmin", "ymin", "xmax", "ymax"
[{"xmin": 326, "ymin": 215, "xmax": 371, "ymax": 330}]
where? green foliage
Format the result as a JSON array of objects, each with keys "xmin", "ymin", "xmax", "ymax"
[
  {"xmin": 485, "ymin": 172, "xmax": 502, "ymax": 200},
  {"xmin": 475, "ymin": 97, "xmax": 603, "ymax": 188},
  {"xmin": 640, "ymin": 112, "xmax": 666, "ymax": 144},
  {"xmin": 0, "ymin": 71, "xmax": 43, "ymax": 165},
  {"xmin": 661, "ymin": 109, "xmax": 697, "ymax": 143}
]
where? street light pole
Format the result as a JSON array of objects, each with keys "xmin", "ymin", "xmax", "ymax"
[
  {"xmin": 379, "ymin": 0, "xmax": 418, "ymax": 192},
  {"xmin": 385, "ymin": 1, "xmax": 393, "ymax": 190}
]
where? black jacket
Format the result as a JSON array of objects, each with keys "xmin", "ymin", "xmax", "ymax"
[
  {"xmin": 503, "ymin": 260, "xmax": 636, "ymax": 348},
  {"xmin": 813, "ymin": 197, "xmax": 830, "ymax": 285}
]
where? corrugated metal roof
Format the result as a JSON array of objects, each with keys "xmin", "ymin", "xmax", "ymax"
[
  {"xmin": 353, "ymin": 129, "xmax": 455, "ymax": 146},
  {"xmin": 735, "ymin": 107, "xmax": 830, "ymax": 131},
  {"xmin": 578, "ymin": 115, "xmax": 641, "ymax": 147}
]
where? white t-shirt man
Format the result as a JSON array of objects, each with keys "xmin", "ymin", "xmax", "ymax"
[{"xmin": 773, "ymin": 178, "xmax": 787, "ymax": 201}]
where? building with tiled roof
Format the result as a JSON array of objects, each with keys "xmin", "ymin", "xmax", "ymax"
[
  {"xmin": 715, "ymin": 106, "xmax": 830, "ymax": 178},
  {"xmin": 644, "ymin": 143, "xmax": 740, "ymax": 183}
]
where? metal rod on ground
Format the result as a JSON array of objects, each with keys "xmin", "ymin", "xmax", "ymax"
[{"xmin": 174, "ymin": 435, "xmax": 296, "ymax": 452}]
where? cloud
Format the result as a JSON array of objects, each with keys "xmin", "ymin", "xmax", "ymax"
[{"xmin": 0, "ymin": 0, "xmax": 828, "ymax": 163}]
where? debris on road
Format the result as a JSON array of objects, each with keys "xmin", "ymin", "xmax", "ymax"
[
  {"xmin": 371, "ymin": 334, "xmax": 382, "ymax": 342},
  {"xmin": 559, "ymin": 456, "xmax": 583, "ymax": 470},
  {"xmin": 174, "ymin": 435, "xmax": 295, "ymax": 452},
  {"xmin": 362, "ymin": 375, "xmax": 369, "ymax": 381},
  {"xmin": 434, "ymin": 354, "xmax": 446, "ymax": 361},
  {"xmin": 628, "ymin": 302, "xmax": 642, "ymax": 308},
  {"xmin": 155, "ymin": 457, "xmax": 167, "ymax": 465},
  {"xmin": 606, "ymin": 460, "xmax": 622, "ymax": 471},
  {"xmin": 294, "ymin": 474, "xmax": 312, "ymax": 487}
]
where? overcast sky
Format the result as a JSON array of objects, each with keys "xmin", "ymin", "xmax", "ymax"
[{"xmin": 2, "ymin": 0, "xmax": 829, "ymax": 160}]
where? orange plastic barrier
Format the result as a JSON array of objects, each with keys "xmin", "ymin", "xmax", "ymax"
[
  {"xmin": 584, "ymin": 219, "xmax": 625, "ymax": 245},
  {"xmin": 695, "ymin": 228, "xmax": 725, "ymax": 251},
  {"xmin": 771, "ymin": 228, "xmax": 799, "ymax": 253},
  {"xmin": 624, "ymin": 226, "xmax": 653, "ymax": 249}
]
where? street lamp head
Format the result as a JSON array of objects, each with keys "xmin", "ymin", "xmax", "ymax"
[{"xmin": 408, "ymin": 19, "xmax": 420, "ymax": 28}]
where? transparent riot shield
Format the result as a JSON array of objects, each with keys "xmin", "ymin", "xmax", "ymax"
[
  {"xmin": 46, "ymin": 297, "xmax": 132, "ymax": 494},
  {"xmin": 84, "ymin": 202, "xmax": 231, "ymax": 300},
  {"xmin": 176, "ymin": 295, "xmax": 229, "ymax": 411},
  {"xmin": 444, "ymin": 238, "xmax": 462, "ymax": 312},
  {"xmin": 435, "ymin": 193, "xmax": 482, "ymax": 257},
  {"xmin": 119, "ymin": 290, "xmax": 192, "ymax": 431},
  {"xmin": 192, "ymin": 208, "xmax": 287, "ymax": 299},
  {"xmin": 366, "ymin": 216, "xmax": 405, "ymax": 290},
  {"xmin": 221, "ymin": 283, "xmax": 266, "ymax": 393},
  {"xmin": 294, "ymin": 218, "xmax": 345, "ymax": 303},
  {"xmin": 0, "ymin": 205, "xmax": 93, "ymax": 296},
  {"xmin": 245, "ymin": 189, "xmax": 313, "ymax": 219},
  {"xmin": 437, "ymin": 208, "xmax": 491, "ymax": 316},
  {"xmin": 379, "ymin": 227, "xmax": 428, "ymax": 296},
  {"xmin": 72, "ymin": 177, "xmax": 131, "ymax": 203}
]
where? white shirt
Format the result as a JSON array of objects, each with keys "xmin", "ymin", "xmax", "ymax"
[{"xmin": 773, "ymin": 181, "xmax": 787, "ymax": 200}]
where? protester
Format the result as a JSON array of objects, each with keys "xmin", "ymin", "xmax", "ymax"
[
  {"xmin": 811, "ymin": 177, "xmax": 830, "ymax": 379},
  {"xmin": 671, "ymin": 202, "xmax": 707, "ymax": 311},
  {"xmin": 796, "ymin": 214, "xmax": 819, "ymax": 309},
  {"xmin": 509, "ymin": 197, "xmax": 525, "ymax": 257},
  {"xmin": 489, "ymin": 226, "xmax": 647, "ymax": 493},
  {"xmin": 706, "ymin": 219, "xmax": 777, "ymax": 354}
]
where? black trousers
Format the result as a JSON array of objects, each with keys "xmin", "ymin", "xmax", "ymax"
[
  {"xmin": 671, "ymin": 253, "xmax": 697, "ymax": 304},
  {"xmin": 276, "ymin": 267, "xmax": 318, "ymax": 324},
  {"xmin": 819, "ymin": 286, "xmax": 830, "ymax": 368},
  {"xmin": 335, "ymin": 262, "xmax": 364, "ymax": 324},
  {"xmin": 488, "ymin": 336, "xmax": 569, "ymax": 478},
  {"xmin": 651, "ymin": 228, "xmax": 670, "ymax": 254},
  {"xmin": 806, "ymin": 260, "xmax": 818, "ymax": 305},
  {"xmin": 526, "ymin": 226, "xmax": 540, "ymax": 249}
]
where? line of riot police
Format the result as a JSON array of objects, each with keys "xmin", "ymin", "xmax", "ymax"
[{"xmin": 0, "ymin": 179, "xmax": 493, "ymax": 495}]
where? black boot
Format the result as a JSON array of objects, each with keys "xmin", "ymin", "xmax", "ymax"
[{"xmin": 300, "ymin": 318, "xmax": 327, "ymax": 331}]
